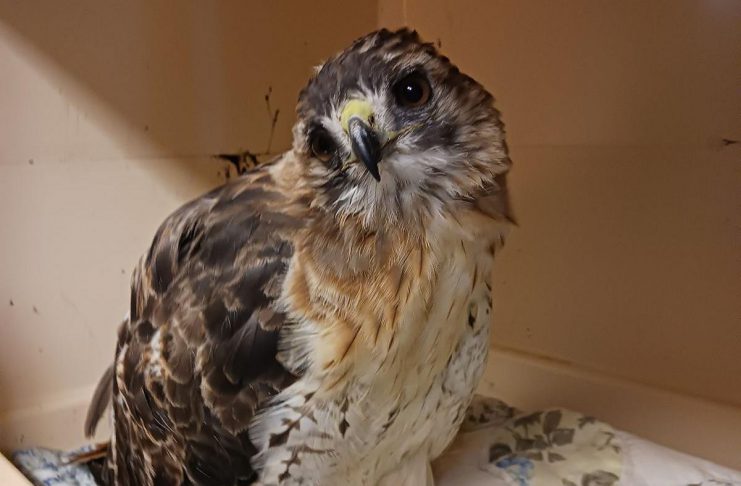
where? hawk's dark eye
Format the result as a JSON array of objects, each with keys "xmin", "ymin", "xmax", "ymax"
[
  {"xmin": 393, "ymin": 73, "xmax": 432, "ymax": 108},
  {"xmin": 309, "ymin": 129, "xmax": 336, "ymax": 162}
]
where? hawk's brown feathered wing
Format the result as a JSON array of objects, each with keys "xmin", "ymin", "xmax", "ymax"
[{"xmin": 90, "ymin": 164, "xmax": 303, "ymax": 485}]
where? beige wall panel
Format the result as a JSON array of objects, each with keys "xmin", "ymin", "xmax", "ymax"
[
  {"xmin": 403, "ymin": 0, "xmax": 740, "ymax": 148},
  {"xmin": 493, "ymin": 146, "xmax": 740, "ymax": 404},
  {"xmin": 399, "ymin": 0, "xmax": 741, "ymax": 405}
]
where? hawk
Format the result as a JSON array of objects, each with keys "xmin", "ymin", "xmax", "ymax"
[{"xmin": 84, "ymin": 28, "xmax": 513, "ymax": 486}]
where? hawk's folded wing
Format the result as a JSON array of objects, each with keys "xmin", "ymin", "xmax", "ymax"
[{"xmin": 102, "ymin": 167, "xmax": 303, "ymax": 485}]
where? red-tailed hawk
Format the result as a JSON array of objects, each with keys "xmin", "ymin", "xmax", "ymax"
[{"xmin": 85, "ymin": 28, "xmax": 513, "ymax": 486}]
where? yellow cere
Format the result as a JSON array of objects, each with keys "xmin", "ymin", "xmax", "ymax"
[{"xmin": 340, "ymin": 99, "xmax": 375, "ymax": 133}]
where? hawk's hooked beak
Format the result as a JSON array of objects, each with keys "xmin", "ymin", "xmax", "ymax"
[{"xmin": 341, "ymin": 99, "xmax": 383, "ymax": 181}]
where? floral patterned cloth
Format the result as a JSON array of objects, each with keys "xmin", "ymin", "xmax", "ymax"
[
  {"xmin": 439, "ymin": 395, "xmax": 741, "ymax": 486},
  {"xmin": 479, "ymin": 407, "xmax": 621, "ymax": 486}
]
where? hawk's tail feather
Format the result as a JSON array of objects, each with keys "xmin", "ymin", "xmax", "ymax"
[
  {"xmin": 66, "ymin": 441, "xmax": 111, "ymax": 485},
  {"xmin": 84, "ymin": 364, "xmax": 114, "ymax": 438},
  {"xmin": 66, "ymin": 442, "xmax": 109, "ymax": 465}
]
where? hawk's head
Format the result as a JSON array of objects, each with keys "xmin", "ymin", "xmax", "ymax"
[{"xmin": 293, "ymin": 28, "xmax": 511, "ymax": 228}]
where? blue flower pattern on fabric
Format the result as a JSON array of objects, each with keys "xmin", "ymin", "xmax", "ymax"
[{"xmin": 495, "ymin": 455, "xmax": 535, "ymax": 486}]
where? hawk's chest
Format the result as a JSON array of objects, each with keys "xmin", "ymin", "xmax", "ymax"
[
  {"xmin": 369, "ymin": 230, "xmax": 492, "ymax": 395},
  {"xmin": 353, "ymin": 228, "xmax": 496, "ymax": 456},
  {"xmin": 253, "ymin": 220, "xmax": 501, "ymax": 485}
]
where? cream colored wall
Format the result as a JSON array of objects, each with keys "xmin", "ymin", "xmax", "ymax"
[
  {"xmin": 384, "ymin": 0, "xmax": 740, "ymax": 403},
  {"xmin": 0, "ymin": 0, "xmax": 376, "ymax": 447},
  {"xmin": 382, "ymin": 0, "xmax": 741, "ymax": 467}
]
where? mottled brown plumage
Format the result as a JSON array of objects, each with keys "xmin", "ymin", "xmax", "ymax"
[
  {"xmin": 109, "ymin": 166, "xmax": 312, "ymax": 485},
  {"xmin": 86, "ymin": 28, "xmax": 513, "ymax": 486}
]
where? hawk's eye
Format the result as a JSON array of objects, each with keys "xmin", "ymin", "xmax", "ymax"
[
  {"xmin": 393, "ymin": 73, "xmax": 432, "ymax": 108},
  {"xmin": 309, "ymin": 130, "xmax": 336, "ymax": 162}
]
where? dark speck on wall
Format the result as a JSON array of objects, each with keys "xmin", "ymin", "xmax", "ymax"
[
  {"xmin": 264, "ymin": 85, "xmax": 280, "ymax": 153},
  {"xmin": 9, "ymin": 299, "xmax": 14, "ymax": 306},
  {"xmin": 33, "ymin": 305, "xmax": 39, "ymax": 314},
  {"xmin": 28, "ymin": 158, "xmax": 34, "ymax": 165},
  {"xmin": 436, "ymin": 38, "xmax": 442, "ymax": 48}
]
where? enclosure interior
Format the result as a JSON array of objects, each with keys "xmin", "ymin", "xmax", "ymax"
[{"xmin": 0, "ymin": 0, "xmax": 739, "ymax": 472}]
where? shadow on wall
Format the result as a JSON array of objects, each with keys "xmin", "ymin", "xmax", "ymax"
[
  {"xmin": 0, "ymin": 1, "xmax": 376, "ymax": 417},
  {"xmin": 0, "ymin": 1, "xmax": 376, "ymax": 178}
]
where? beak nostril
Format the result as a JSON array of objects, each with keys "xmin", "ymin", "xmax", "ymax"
[{"xmin": 367, "ymin": 114, "xmax": 376, "ymax": 126}]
